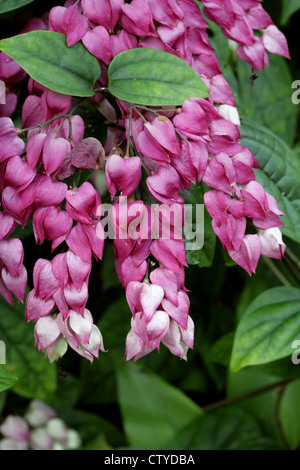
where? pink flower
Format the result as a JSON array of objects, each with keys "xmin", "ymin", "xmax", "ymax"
[
  {"xmin": 125, "ymin": 310, "xmax": 170, "ymax": 360},
  {"xmin": 162, "ymin": 316, "xmax": 194, "ymax": 360},
  {"xmin": 25, "ymin": 290, "xmax": 55, "ymax": 322},
  {"xmin": 162, "ymin": 290, "xmax": 190, "ymax": 329},
  {"xmin": 42, "ymin": 132, "xmax": 71, "ymax": 176},
  {"xmin": 203, "ymin": 152, "xmax": 237, "ymax": 194},
  {"xmin": 65, "ymin": 182, "xmax": 101, "ymax": 224},
  {"xmin": 242, "ymin": 181, "xmax": 285, "ymax": 229},
  {"xmin": 0, "ymin": 238, "xmax": 24, "ymax": 277},
  {"xmin": 146, "ymin": 166, "xmax": 181, "ymax": 205},
  {"xmin": 105, "ymin": 154, "xmax": 142, "ymax": 197},
  {"xmin": 144, "ymin": 116, "xmax": 180, "ymax": 155},
  {"xmin": 150, "ymin": 239, "xmax": 187, "ymax": 273},
  {"xmin": 110, "ymin": 30, "xmax": 138, "ymax": 57},
  {"xmin": 33, "ymin": 206, "xmax": 73, "ymax": 250},
  {"xmin": 126, "ymin": 281, "xmax": 164, "ymax": 322},
  {"xmin": 263, "ymin": 25, "xmax": 290, "ymax": 59},
  {"xmin": 121, "ymin": 0, "xmax": 156, "ymax": 36},
  {"xmin": 1, "ymin": 265, "xmax": 27, "ymax": 303},
  {"xmin": 82, "ymin": 26, "xmax": 112, "ymax": 64},
  {"xmin": 228, "ymin": 234, "xmax": 261, "ymax": 275},
  {"xmin": 82, "ymin": 0, "xmax": 124, "ymax": 32},
  {"xmin": 24, "ymin": 400, "xmax": 56, "ymax": 428},
  {"xmin": 0, "ymin": 416, "xmax": 30, "ymax": 442},
  {"xmin": 49, "ymin": 4, "xmax": 89, "ymax": 46},
  {"xmin": 0, "ymin": 118, "xmax": 25, "ymax": 163},
  {"xmin": 258, "ymin": 227, "xmax": 286, "ymax": 259}
]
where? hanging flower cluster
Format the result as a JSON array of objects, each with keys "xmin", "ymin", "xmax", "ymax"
[
  {"xmin": 0, "ymin": 0, "xmax": 288, "ymax": 363},
  {"xmin": 0, "ymin": 399, "xmax": 81, "ymax": 450}
]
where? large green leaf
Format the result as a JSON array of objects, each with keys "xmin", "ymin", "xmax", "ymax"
[
  {"xmin": 230, "ymin": 286, "xmax": 300, "ymax": 372},
  {"xmin": 0, "ymin": 295, "xmax": 57, "ymax": 400},
  {"xmin": 279, "ymin": 379, "xmax": 300, "ymax": 449},
  {"xmin": 0, "ymin": 31, "xmax": 101, "ymax": 97},
  {"xmin": 0, "ymin": 0, "xmax": 34, "ymax": 15},
  {"xmin": 227, "ymin": 368, "xmax": 286, "ymax": 445},
  {"xmin": 166, "ymin": 405, "xmax": 278, "ymax": 450},
  {"xmin": 116, "ymin": 363, "xmax": 202, "ymax": 449},
  {"xmin": 207, "ymin": 332, "xmax": 234, "ymax": 367},
  {"xmin": 281, "ymin": 0, "xmax": 300, "ymax": 25},
  {"xmin": 241, "ymin": 119, "xmax": 300, "ymax": 244},
  {"xmin": 237, "ymin": 56, "xmax": 297, "ymax": 146},
  {"xmin": 108, "ymin": 47, "xmax": 209, "ymax": 106},
  {"xmin": 0, "ymin": 364, "xmax": 18, "ymax": 392}
]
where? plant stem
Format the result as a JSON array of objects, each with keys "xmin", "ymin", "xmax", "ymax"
[
  {"xmin": 125, "ymin": 107, "xmax": 133, "ymax": 157},
  {"xmin": 94, "ymin": 87, "xmax": 122, "ymax": 120},
  {"xmin": 282, "ymin": 256, "xmax": 300, "ymax": 286},
  {"xmin": 202, "ymin": 379, "xmax": 292, "ymax": 413},
  {"xmin": 286, "ymin": 247, "xmax": 300, "ymax": 271},
  {"xmin": 18, "ymin": 98, "xmax": 86, "ymax": 134},
  {"xmin": 263, "ymin": 257, "xmax": 291, "ymax": 287},
  {"xmin": 283, "ymin": 248, "xmax": 300, "ymax": 285}
]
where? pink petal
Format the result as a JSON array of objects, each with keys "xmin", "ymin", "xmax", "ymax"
[
  {"xmin": 145, "ymin": 117, "xmax": 180, "ymax": 154},
  {"xmin": 66, "ymin": 224, "xmax": 92, "ymax": 262},
  {"xmin": 140, "ymin": 283, "xmax": 164, "ymax": 322},
  {"xmin": 25, "ymin": 290, "xmax": 55, "ymax": 322},
  {"xmin": 65, "ymin": 4, "xmax": 89, "ymax": 47},
  {"xmin": 263, "ymin": 25, "xmax": 290, "ymax": 59},
  {"xmin": 162, "ymin": 290, "xmax": 190, "ymax": 329},
  {"xmin": 0, "ymin": 238, "xmax": 23, "ymax": 276},
  {"xmin": 82, "ymin": 26, "xmax": 111, "ymax": 64}
]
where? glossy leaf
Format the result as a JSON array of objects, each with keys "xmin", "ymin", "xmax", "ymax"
[
  {"xmin": 238, "ymin": 56, "xmax": 297, "ymax": 145},
  {"xmin": 0, "ymin": 0, "xmax": 34, "ymax": 16},
  {"xmin": 166, "ymin": 405, "xmax": 278, "ymax": 450},
  {"xmin": 281, "ymin": 0, "xmax": 300, "ymax": 25},
  {"xmin": 230, "ymin": 287, "xmax": 300, "ymax": 372},
  {"xmin": 117, "ymin": 363, "xmax": 202, "ymax": 449},
  {"xmin": 108, "ymin": 47, "xmax": 209, "ymax": 106},
  {"xmin": 0, "ymin": 364, "xmax": 18, "ymax": 392},
  {"xmin": 207, "ymin": 332, "xmax": 234, "ymax": 367},
  {"xmin": 279, "ymin": 379, "xmax": 300, "ymax": 449},
  {"xmin": 241, "ymin": 119, "xmax": 300, "ymax": 244},
  {"xmin": 0, "ymin": 31, "xmax": 101, "ymax": 97},
  {"xmin": 0, "ymin": 294, "xmax": 57, "ymax": 401}
]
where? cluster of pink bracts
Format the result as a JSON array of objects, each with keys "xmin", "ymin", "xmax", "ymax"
[
  {"xmin": 0, "ymin": 0, "xmax": 288, "ymax": 363},
  {"xmin": 0, "ymin": 399, "xmax": 81, "ymax": 450}
]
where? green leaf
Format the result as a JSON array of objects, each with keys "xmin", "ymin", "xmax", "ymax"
[
  {"xmin": 116, "ymin": 363, "xmax": 202, "ymax": 449},
  {"xmin": 281, "ymin": 0, "xmax": 300, "ymax": 25},
  {"xmin": 237, "ymin": 56, "xmax": 297, "ymax": 146},
  {"xmin": 0, "ymin": 295, "xmax": 57, "ymax": 401},
  {"xmin": 230, "ymin": 286, "xmax": 300, "ymax": 372},
  {"xmin": 0, "ymin": 364, "xmax": 18, "ymax": 392},
  {"xmin": 166, "ymin": 405, "xmax": 278, "ymax": 450},
  {"xmin": 0, "ymin": 0, "xmax": 34, "ymax": 16},
  {"xmin": 240, "ymin": 119, "xmax": 300, "ymax": 244},
  {"xmin": 227, "ymin": 368, "xmax": 286, "ymax": 445},
  {"xmin": 0, "ymin": 31, "xmax": 101, "ymax": 97},
  {"xmin": 207, "ymin": 332, "xmax": 234, "ymax": 367},
  {"xmin": 250, "ymin": 357, "xmax": 300, "ymax": 380},
  {"xmin": 279, "ymin": 379, "xmax": 300, "ymax": 449},
  {"xmin": 108, "ymin": 47, "xmax": 209, "ymax": 106}
]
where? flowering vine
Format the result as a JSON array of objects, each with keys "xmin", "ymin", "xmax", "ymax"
[{"xmin": 0, "ymin": 0, "xmax": 289, "ymax": 364}]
